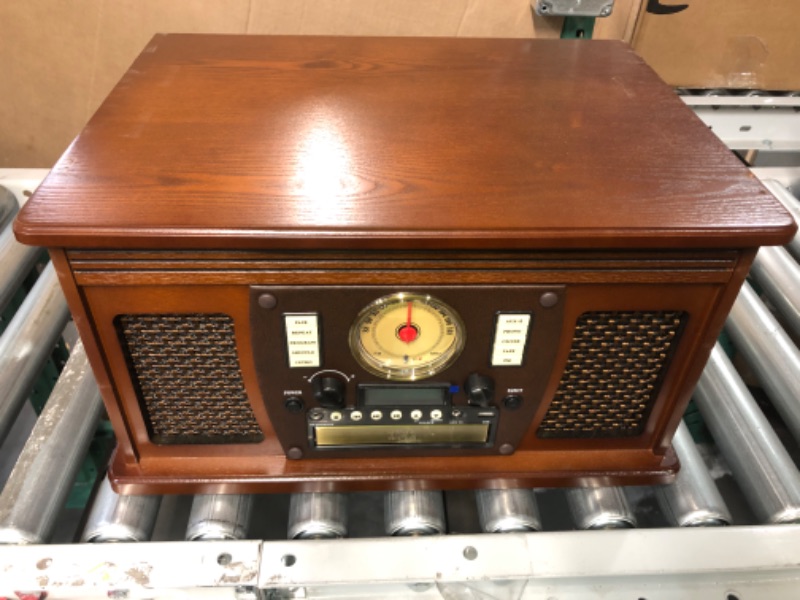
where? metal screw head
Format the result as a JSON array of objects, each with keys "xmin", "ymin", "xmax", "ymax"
[
  {"xmin": 499, "ymin": 443, "xmax": 514, "ymax": 455},
  {"xmin": 539, "ymin": 291, "xmax": 559, "ymax": 308},
  {"xmin": 258, "ymin": 293, "xmax": 278, "ymax": 309},
  {"xmin": 600, "ymin": 4, "xmax": 613, "ymax": 17}
]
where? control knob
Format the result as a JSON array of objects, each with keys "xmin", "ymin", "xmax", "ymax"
[
  {"xmin": 312, "ymin": 376, "xmax": 346, "ymax": 409},
  {"xmin": 465, "ymin": 373, "xmax": 495, "ymax": 407}
]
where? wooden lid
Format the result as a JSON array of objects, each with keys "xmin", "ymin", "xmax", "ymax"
[{"xmin": 15, "ymin": 35, "xmax": 795, "ymax": 250}]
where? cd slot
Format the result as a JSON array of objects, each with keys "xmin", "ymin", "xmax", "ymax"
[{"xmin": 314, "ymin": 423, "xmax": 490, "ymax": 447}]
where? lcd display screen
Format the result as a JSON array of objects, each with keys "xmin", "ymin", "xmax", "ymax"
[{"xmin": 360, "ymin": 385, "xmax": 449, "ymax": 407}]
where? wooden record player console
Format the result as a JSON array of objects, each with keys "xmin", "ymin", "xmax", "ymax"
[{"xmin": 14, "ymin": 35, "xmax": 795, "ymax": 494}]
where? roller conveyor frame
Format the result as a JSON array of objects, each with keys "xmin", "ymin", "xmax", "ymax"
[{"xmin": 2, "ymin": 95, "xmax": 800, "ymax": 598}]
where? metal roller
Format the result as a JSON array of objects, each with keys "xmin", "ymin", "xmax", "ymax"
[
  {"xmin": 0, "ymin": 187, "xmax": 18, "ymax": 230},
  {"xmin": 287, "ymin": 492, "xmax": 347, "ymax": 539},
  {"xmin": 696, "ymin": 89, "xmax": 730, "ymax": 97},
  {"xmin": 185, "ymin": 494, "xmax": 253, "ymax": 541},
  {"xmin": 694, "ymin": 344, "xmax": 800, "ymax": 524},
  {"xmin": 657, "ymin": 421, "xmax": 732, "ymax": 527},
  {"xmin": 475, "ymin": 488, "xmax": 542, "ymax": 533},
  {"xmin": 384, "ymin": 490, "xmax": 446, "ymax": 536},
  {"xmin": 748, "ymin": 246, "xmax": 800, "ymax": 339},
  {"xmin": 566, "ymin": 487, "xmax": 637, "ymax": 530},
  {"xmin": 0, "ymin": 341, "xmax": 103, "ymax": 544},
  {"xmin": 0, "ymin": 263, "xmax": 70, "ymax": 446},
  {"xmin": 0, "ymin": 220, "xmax": 42, "ymax": 315},
  {"xmin": 81, "ymin": 474, "xmax": 162, "ymax": 542},
  {"xmin": 725, "ymin": 282, "xmax": 800, "ymax": 443},
  {"xmin": 763, "ymin": 180, "xmax": 800, "ymax": 259}
]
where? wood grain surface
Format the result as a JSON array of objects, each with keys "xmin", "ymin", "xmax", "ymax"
[{"xmin": 14, "ymin": 34, "xmax": 795, "ymax": 250}]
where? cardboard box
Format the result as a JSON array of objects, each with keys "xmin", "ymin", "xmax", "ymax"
[
  {"xmin": 0, "ymin": 0, "xmax": 639, "ymax": 168},
  {"xmin": 632, "ymin": 0, "xmax": 800, "ymax": 90}
]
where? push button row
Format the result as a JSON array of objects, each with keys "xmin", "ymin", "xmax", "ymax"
[{"xmin": 327, "ymin": 408, "xmax": 451, "ymax": 422}]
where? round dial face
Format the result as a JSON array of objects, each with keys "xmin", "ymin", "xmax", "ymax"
[{"xmin": 349, "ymin": 293, "xmax": 466, "ymax": 381}]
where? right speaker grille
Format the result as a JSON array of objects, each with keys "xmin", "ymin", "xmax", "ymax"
[{"xmin": 537, "ymin": 310, "xmax": 686, "ymax": 439}]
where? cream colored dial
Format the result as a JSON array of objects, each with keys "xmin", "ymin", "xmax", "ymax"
[{"xmin": 349, "ymin": 293, "xmax": 465, "ymax": 381}]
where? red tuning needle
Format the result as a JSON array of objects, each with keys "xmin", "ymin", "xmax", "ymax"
[{"xmin": 398, "ymin": 301, "xmax": 418, "ymax": 343}]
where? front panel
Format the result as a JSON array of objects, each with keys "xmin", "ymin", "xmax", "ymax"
[
  {"xmin": 248, "ymin": 285, "xmax": 566, "ymax": 459},
  {"xmin": 70, "ymin": 249, "xmax": 740, "ymax": 492}
]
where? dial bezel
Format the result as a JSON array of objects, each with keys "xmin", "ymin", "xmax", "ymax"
[{"xmin": 348, "ymin": 292, "xmax": 466, "ymax": 381}]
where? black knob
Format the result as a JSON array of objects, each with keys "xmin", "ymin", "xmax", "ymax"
[
  {"xmin": 465, "ymin": 373, "xmax": 495, "ymax": 407},
  {"xmin": 312, "ymin": 376, "xmax": 346, "ymax": 409}
]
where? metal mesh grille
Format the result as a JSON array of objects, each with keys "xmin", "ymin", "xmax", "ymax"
[
  {"xmin": 116, "ymin": 313, "xmax": 264, "ymax": 445},
  {"xmin": 537, "ymin": 310, "xmax": 686, "ymax": 439}
]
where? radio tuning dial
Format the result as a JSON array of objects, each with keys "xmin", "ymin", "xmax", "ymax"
[
  {"xmin": 312, "ymin": 376, "xmax": 346, "ymax": 409},
  {"xmin": 349, "ymin": 292, "xmax": 465, "ymax": 381},
  {"xmin": 466, "ymin": 373, "xmax": 495, "ymax": 407}
]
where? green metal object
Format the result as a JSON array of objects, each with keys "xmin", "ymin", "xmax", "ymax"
[
  {"xmin": 683, "ymin": 331, "xmax": 735, "ymax": 444},
  {"xmin": 66, "ymin": 421, "xmax": 115, "ymax": 509},
  {"xmin": 561, "ymin": 16, "xmax": 596, "ymax": 39},
  {"xmin": 683, "ymin": 401, "xmax": 712, "ymax": 444},
  {"xmin": 717, "ymin": 329, "xmax": 735, "ymax": 359}
]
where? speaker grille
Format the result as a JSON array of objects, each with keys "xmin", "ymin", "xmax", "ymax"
[
  {"xmin": 116, "ymin": 313, "xmax": 264, "ymax": 445},
  {"xmin": 537, "ymin": 310, "xmax": 686, "ymax": 439}
]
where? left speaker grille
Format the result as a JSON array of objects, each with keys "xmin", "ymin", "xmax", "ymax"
[{"xmin": 116, "ymin": 313, "xmax": 264, "ymax": 445}]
